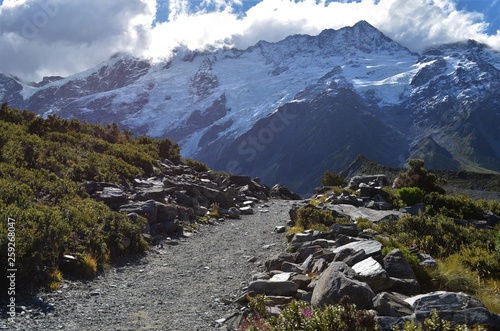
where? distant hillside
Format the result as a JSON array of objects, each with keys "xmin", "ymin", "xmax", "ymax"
[{"xmin": 341, "ymin": 155, "xmax": 500, "ymax": 201}]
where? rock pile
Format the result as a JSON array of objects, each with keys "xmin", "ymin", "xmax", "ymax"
[
  {"xmin": 83, "ymin": 159, "xmax": 299, "ymax": 240},
  {"xmin": 240, "ymin": 175, "xmax": 500, "ymax": 330}
]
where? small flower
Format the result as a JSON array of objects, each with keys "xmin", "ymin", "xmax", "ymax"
[{"xmin": 302, "ymin": 307, "xmax": 313, "ymax": 319}]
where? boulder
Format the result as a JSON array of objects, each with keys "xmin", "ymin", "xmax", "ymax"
[
  {"xmin": 291, "ymin": 232, "xmax": 314, "ymax": 244},
  {"xmin": 388, "ymin": 278, "xmax": 421, "ymax": 297},
  {"xmin": 156, "ymin": 203, "xmax": 179, "ymax": 223},
  {"xmin": 373, "ymin": 292, "xmax": 414, "ymax": 317},
  {"xmin": 328, "ymin": 204, "xmax": 403, "ymax": 223},
  {"xmin": 333, "ymin": 247, "xmax": 367, "ymax": 267},
  {"xmin": 311, "ymin": 258, "xmax": 328, "ymax": 274},
  {"xmin": 417, "ymin": 253, "xmax": 438, "ymax": 268},
  {"xmin": 248, "ymin": 280, "xmax": 298, "ymax": 297},
  {"xmin": 406, "ymin": 291, "xmax": 484, "ymax": 311},
  {"xmin": 383, "ymin": 249, "xmax": 417, "ymax": 280},
  {"xmin": 135, "ymin": 186, "xmax": 166, "ymax": 202},
  {"xmin": 227, "ymin": 207, "xmax": 241, "ymax": 219},
  {"xmin": 414, "ymin": 308, "xmax": 500, "ymax": 329},
  {"xmin": 119, "ymin": 200, "xmax": 158, "ymax": 224},
  {"xmin": 352, "ymin": 257, "xmax": 395, "ymax": 293},
  {"xmin": 239, "ymin": 206, "xmax": 254, "ymax": 215},
  {"xmin": 311, "ymin": 262, "xmax": 375, "ymax": 309},
  {"xmin": 94, "ymin": 187, "xmax": 128, "ymax": 206},
  {"xmin": 291, "ymin": 274, "xmax": 312, "ymax": 290},
  {"xmin": 349, "ymin": 175, "xmax": 389, "ymax": 189},
  {"xmin": 331, "ymin": 240, "xmax": 383, "ymax": 259},
  {"xmin": 329, "ymin": 223, "xmax": 359, "ymax": 237},
  {"xmin": 265, "ymin": 252, "xmax": 295, "ymax": 272},
  {"xmin": 270, "ymin": 184, "xmax": 302, "ymax": 200},
  {"xmin": 281, "ymin": 262, "xmax": 303, "ymax": 273}
]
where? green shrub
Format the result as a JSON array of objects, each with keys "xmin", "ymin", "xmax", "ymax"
[
  {"xmin": 295, "ymin": 206, "xmax": 334, "ymax": 230},
  {"xmin": 184, "ymin": 158, "xmax": 210, "ymax": 172},
  {"xmin": 321, "ymin": 171, "xmax": 347, "ymax": 187},
  {"xmin": 424, "ymin": 193, "xmax": 484, "ymax": 219},
  {"xmin": 393, "ymin": 309, "xmax": 487, "ymax": 331},
  {"xmin": 394, "ymin": 159, "xmax": 444, "ymax": 194},
  {"xmin": 460, "ymin": 246, "xmax": 500, "ymax": 279},
  {"xmin": 243, "ymin": 297, "xmax": 376, "ymax": 331},
  {"xmin": 396, "ymin": 187, "xmax": 425, "ymax": 206},
  {"xmin": 0, "ymin": 106, "xmax": 160, "ymax": 290}
]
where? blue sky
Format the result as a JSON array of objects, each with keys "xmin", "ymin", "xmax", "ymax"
[{"xmin": 1, "ymin": 0, "xmax": 500, "ymax": 81}]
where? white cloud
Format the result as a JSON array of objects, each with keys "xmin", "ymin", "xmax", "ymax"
[{"xmin": 1, "ymin": 0, "xmax": 499, "ymax": 81}]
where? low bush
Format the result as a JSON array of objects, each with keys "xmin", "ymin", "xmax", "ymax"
[
  {"xmin": 184, "ymin": 158, "xmax": 210, "ymax": 172},
  {"xmin": 295, "ymin": 206, "xmax": 334, "ymax": 230},
  {"xmin": 424, "ymin": 193, "xmax": 483, "ymax": 219},
  {"xmin": 242, "ymin": 296, "xmax": 376, "ymax": 331},
  {"xmin": 0, "ymin": 105, "xmax": 161, "ymax": 290},
  {"xmin": 321, "ymin": 171, "xmax": 347, "ymax": 187},
  {"xmin": 396, "ymin": 187, "xmax": 425, "ymax": 206}
]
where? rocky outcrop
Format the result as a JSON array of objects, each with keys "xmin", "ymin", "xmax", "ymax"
[
  {"xmin": 240, "ymin": 182, "xmax": 500, "ymax": 330},
  {"xmin": 83, "ymin": 159, "xmax": 296, "ymax": 239}
]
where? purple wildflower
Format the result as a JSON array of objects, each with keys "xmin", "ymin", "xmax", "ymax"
[{"xmin": 302, "ymin": 307, "xmax": 313, "ymax": 319}]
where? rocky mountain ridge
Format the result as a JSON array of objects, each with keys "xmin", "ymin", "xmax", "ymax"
[{"xmin": 1, "ymin": 21, "xmax": 500, "ymax": 194}]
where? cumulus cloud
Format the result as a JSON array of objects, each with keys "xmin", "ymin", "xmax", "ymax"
[
  {"xmin": 0, "ymin": 0, "xmax": 155, "ymax": 81},
  {"xmin": 1, "ymin": 0, "xmax": 499, "ymax": 81}
]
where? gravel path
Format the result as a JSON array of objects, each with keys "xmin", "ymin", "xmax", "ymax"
[{"xmin": 3, "ymin": 199, "xmax": 295, "ymax": 331}]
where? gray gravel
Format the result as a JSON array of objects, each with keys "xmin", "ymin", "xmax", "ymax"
[{"xmin": 2, "ymin": 200, "xmax": 295, "ymax": 331}]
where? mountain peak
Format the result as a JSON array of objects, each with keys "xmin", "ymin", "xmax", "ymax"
[{"xmin": 352, "ymin": 20, "xmax": 377, "ymax": 31}]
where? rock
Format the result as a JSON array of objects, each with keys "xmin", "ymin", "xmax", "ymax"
[
  {"xmin": 331, "ymin": 240, "xmax": 383, "ymax": 259},
  {"xmin": 388, "ymin": 278, "xmax": 421, "ymax": 297},
  {"xmin": 94, "ymin": 187, "xmax": 128, "ymax": 207},
  {"xmin": 119, "ymin": 200, "xmax": 158, "ymax": 224},
  {"xmin": 407, "ymin": 291, "xmax": 500, "ymax": 329},
  {"xmin": 383, "ymin": 249, "xmax": 417, "ymax": 280},
  {"xmin": 265, "ymin": 252, "xmax": 295, "ymax": 272},
  {"xmin": 417, "ymin": 253, "xmax": 438, "ymax": 268},
  {"xmin": 227, "ymin": 207, "xmax": 241, "ymax": 219},
  {"xmin": 300, "ymin": 254, "xmax": 315, "ymax": 272},
  {"xmin": 248, "ymin": 280, "xmax": 298, "ymax": 297},
  {"xmin": 311, "ymin": 258, "xmax": 328, "ymax": 274},
  {"xmin": 82, "ymin": 181, "xmax": 102, "ymax": 195},
  {"xmin": 135, "ymin": 186, "xmax": 166, "ymax": 202},
  {"xmin": 295, "ymin": 245, "xmax": 324, "ymax": 263},
  {"xmin": 376, "ymin": 316, "xmax": 410, "ymax": 331},
  {"xmin": 150, "ymin": 220, "xmax": 180, "ymax": 235},
  {"xmin": 252, "ymin": 272, "xmax": 270, "ymax": 281},
  {"xmin": 291, "ymin": 232, "xmax": 314, "ymax": 244},
  {"xmin": 311, "ymin": 262, "xmax": 375, "ymax": 309},
  {"xmin": 269, "ymin": 273, "xmax": 292, "ymax": 282},
  {"xmin": 291, "ymin": 274, "xmax": 312, "ymax": 290},
  {"xmin": 281, "ymin": 262, "xmax": 303, "ymax": 273},
  {"xmin": 484, "ymin": 210, "xmax": 500, "ymax": 226},
  {"xmin": 400, "ymin": 203, "xmax": 425, "ymax": 216},
  {"xmin": 414, "ymin": 308, "xmax": 500, "ymax": 329},
  {"xmin": 156, "ymin": 203, "xmax": 179, "ymax": 223},
  {"xmin": 329, "ymin": 223, "xmax": 359, "ymax": 237},
  {"xmin": 373, "ymin": 292, "xmax": 414, "ymax": 317},
  {"xmin": 406, "ymin": 291, "xmax": 484, "ymax": 311},
  {"xmin": 349, "ymin": 175, "xmax": 389, "ymax": 190},
  {"xmin": 274, "ymin": 226, "xmax": 286, "ymax": 233},
  {"xmin": 239, "ymin": 206, "xmax": 254, "ymax": 215},
  {"xmin": 270, "ymin": 184, "xmax": 302, "ymax": 200},
  {"xmin": 352, "ymin": 257, "xmax": 395, "ymax": 293},
  {"xmin": 333, "ymin": 247, "xmax": 367, "ymax": 267},
  {"xmin": 328, "ymin": 204, "xmax": 404, "ymax": 223}
]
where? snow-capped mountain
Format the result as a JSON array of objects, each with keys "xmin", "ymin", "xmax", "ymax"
[{"xmin": 1, "ymin": 21, "xmax": 499, "ymax": 194}]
